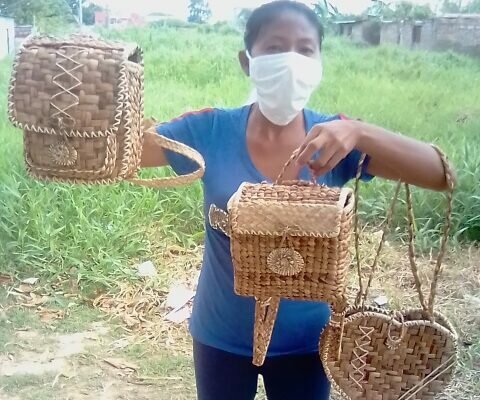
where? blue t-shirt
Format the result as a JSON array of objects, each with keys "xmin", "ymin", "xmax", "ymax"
[{"xmin": 157, "ymin": 105, "xmax": 372, "ymax": 357}]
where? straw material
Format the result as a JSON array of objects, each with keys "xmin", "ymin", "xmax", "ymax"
[
  {"xmin": 320, "ymin": 145, "xmax": 458, "ymax": 399},
  {"xmin": 227, "ymin": 182, "xmax": 354, "ymax": 302},
  {"xmin": 252, "ymin": 297, "xmax": 280, "ymax": 367},
  {"xmin": 320, "ymin": 307, "xmax": 458, "ymax": 400},
  {"xmin": 8, "ymin": 34, "xmax": 204, "ymax": 187},
  {"xmin": 8, "ymin": 34, "xmax": 143, "ymax": 184},
  {"xmin": 208, "ymin": 153, "xmax": 357, "ymax": 365}
]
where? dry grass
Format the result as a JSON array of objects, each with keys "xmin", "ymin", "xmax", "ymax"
[{"xmin": 89, "ymin": 232, "xmax": 480, "ymax": 399}]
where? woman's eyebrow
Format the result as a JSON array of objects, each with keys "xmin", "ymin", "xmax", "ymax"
[
  {"xmin": 263, "ymin": 34, "xmax": 288, "ymax": 42},
  {"xmin": 297, "ymin": 37, "xmax": 317, "ymax": 44}
]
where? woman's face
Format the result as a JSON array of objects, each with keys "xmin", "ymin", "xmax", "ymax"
[
  {"xmin": 239, "ymin": 10, "xmax": 321, "ymax": 75},
  {"xmin": 251, "ymin": 11, "xmax": 320, "ymax": 58}
]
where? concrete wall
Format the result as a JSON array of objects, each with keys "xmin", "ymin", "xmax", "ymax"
[
  {"xmin": 339, "ymin": 16, "xmax": 480, "ymax": 57},
  {"xmin": 351, "ymin": 23, "xmax": 364, "ymax": 43},
  {"xmin": 433, "ymin": 16, "xmax": 480, "ymax": 57},
  {"xmin": 345, "ymin": 21, "xmax": 381, "ymax": 45},
  {"xmin": 381, "ymin": 23, "xmax": 400, "ymax": 45},
  {"xmin": 0, "ymin": 17, "xmax": 15, "ymax": 58},
  {"xmin": 399, "ymin": 21, "xmax": 414, "ymax": 48},
  {"xmin": 415, "ymin": 20, "xmax": 435, "ymax": 50},
  {"xmin": 381, "ymin": 21, "xmax": 414, "ymax": 48}
]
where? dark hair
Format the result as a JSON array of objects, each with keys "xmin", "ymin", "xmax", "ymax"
[{"xmin": 244, "ymin": 1, "xmax": 324, "ymax": 52}]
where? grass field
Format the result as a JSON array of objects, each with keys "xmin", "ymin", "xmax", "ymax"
[{"xmin": 0, "ymin": 25, "xmax": 479, "ymax": 399}]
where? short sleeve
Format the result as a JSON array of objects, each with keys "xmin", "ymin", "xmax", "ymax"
[{"xmin": 156, "ymin": 108, "xmax": 215, "ymax": 176}]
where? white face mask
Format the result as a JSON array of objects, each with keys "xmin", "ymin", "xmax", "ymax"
[{"xmin": 247, "ymin": 51, "xmax": 323, "ymax": 126}]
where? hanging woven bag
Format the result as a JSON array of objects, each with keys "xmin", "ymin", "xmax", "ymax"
[
  {"xmin": 208, "ymin": 152, "xmax": 356, "ymax": 365},
  {"xmin": 320, "ymin": 146, "xmax": 458, "ymax": 400},
  {"xmin": 8, "ymin": 34, "xmax": 204, "ymax": 187}
]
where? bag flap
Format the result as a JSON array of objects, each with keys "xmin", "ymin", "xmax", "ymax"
[
  {"xmin": 228, "ymin": 183, "xmax": 354, "ymax": 238},
  {"xmin": 8, "ymin": 35, "xmax": 143, "ymax": 137}
]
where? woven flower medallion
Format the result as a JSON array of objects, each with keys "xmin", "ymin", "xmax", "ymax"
[
  {"xmin": 49, "ymin": 142, "xmax": 77, "ymax": 166},
  {"xmin": 267, "ymin": 248, "xmax": 304, "ymax": 276}
]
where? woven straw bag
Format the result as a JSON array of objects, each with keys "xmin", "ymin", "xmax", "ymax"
[
  {"xmin": 208, "ymin": 153, "xmax": 356, "ymax": 365},
  {"xmin": 320, "ymin": 146, "xmax": 458, "ymax": 400},
  {"xmin": 8, "ymin": 34, "xmax": 204, "ymax": 187}
]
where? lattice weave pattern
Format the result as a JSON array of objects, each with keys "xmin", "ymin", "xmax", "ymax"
[
  {"xmin": 229, "ymin": 183, "xmax": 354, "ymax": 303},
  {"xmin": 321, "ymin": 309, "xmax": 458, "ymax": 400},
  {"xmin": 8, "ymin": 35, "xmax": 144, "ymax": 184}
]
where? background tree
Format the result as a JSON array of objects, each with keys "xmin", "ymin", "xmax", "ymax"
[
  {"xmin": 441, "ymin": 0, "xmax": 463, "ymax": 13},
  {"xmin": 365, "ymin": 1, "xmax": 433, "ymax": 20},
  {"xmin": 313, "ymin": 0, "xmax": 340, "ymax": 21},
  {"xmin": 394, "ymin": 1, "xmax": 434, "ymax": 19},
  {"xmin": 463, "ymin": 0, "xmax": 480, "ymax": 12},
  {"xmin": 188, "ymin": 0, "xmax": 212, "ymax": 24},
  {"xmin": 67, "ymin": 0, "xmax": 103, "ymax": 25},
  {"xmin": 236, "ymin": 8, "xmax": 253, "ymax": 28},
  {"xmin": 0, "ymin": 0, "xmax": 74, "ymax": 30}
]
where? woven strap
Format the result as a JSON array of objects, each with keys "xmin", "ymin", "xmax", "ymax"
[
  {"xmin": 128, "ymin": 130, "xmax": 205, "ymax": 188},
  {"xmin": 275, "ymin": 149, "xmax": 316, "ymax": 185},
  {"xmin": 353, "ymin": 145, "xmax": 455, "ymax": 319},
  {"xmin": 252, "ymin": 297, "xmax": 280, "ymax": 366},
  {"xmin": 405, "ymin": 145, "xmax": 455, "ymax": 318}
]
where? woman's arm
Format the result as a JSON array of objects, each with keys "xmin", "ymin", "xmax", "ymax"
[
  {"xmin": 296, "ymin": 119, "xmax": 453, "ymax": 191},
  {"xmin": 355, "ymin": 120, "xmax": 449, "ymax": 191}
]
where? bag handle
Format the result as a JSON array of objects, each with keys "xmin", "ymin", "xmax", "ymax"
[
  {"xmin": 353, "ymin": 155, "xmax": 402, "ymax": 309},
  {"xmin": 128, "ymin": 125, "xmax": 205, "ymax": 188},
  {"xmin": 405, "ymin": 145, "xmax": 455, "ymax": 318},
  {"xmin": 275, "ymin": 149, "xmax": 316, "ymax": 185},
  {"xmin": 353, "ymin": 145, "xmax": 455, "ymax": 320}
]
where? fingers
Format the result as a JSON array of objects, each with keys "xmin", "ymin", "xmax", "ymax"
[
  {"xmin": 310, "ymin": 151, "xmax": 346, "ymax": 177},
  {"xmin": 307, "ymin": 144, "xmax": 336, "ymax": 172},
  {"xmin": 296, "ymin": 128, "xmax": 323, "ymax": 166},
  {"xmin": 296, "ymin": 122, "xmax": 352, "ymax": 176}
]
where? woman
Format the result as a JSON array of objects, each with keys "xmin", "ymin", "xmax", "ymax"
[{"xmin": 141, "ymin": 2, "xmax": 448, "ymax": 399}]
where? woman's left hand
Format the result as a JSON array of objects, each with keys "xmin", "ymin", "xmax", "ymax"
[
  {"xmin": 295, "ymin": 120, "xmax": 360, "ymax": 177},
  {"xmin": 295, "ymin": 117, "xmax": 451, "ymax": 191}
]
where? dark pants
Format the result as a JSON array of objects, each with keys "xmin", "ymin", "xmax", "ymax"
[{"xmin": 193, "ymin": 340, "xmax": 331, "ymax": 400}]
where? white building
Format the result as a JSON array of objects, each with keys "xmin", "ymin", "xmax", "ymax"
[{"xmin": 0, "ymin": 16, "xmax": 15, "ymax": 58}]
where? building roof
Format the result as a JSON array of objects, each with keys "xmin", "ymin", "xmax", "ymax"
[
  {"xmin": 333, "ymin": 20, "xmax": 363, "ymax": 25},
  {"xmin": 440, "ymin": 13, "xmax": 480, "ymax": 19}
]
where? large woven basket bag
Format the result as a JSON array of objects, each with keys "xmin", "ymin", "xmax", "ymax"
[
  {"xmin": 8, "ymin": 34, "xmax": 204, "ymax": 187},
  {"xmin": 320, "ymin": 146, "xmax": 458, "ymax": 400},
  {"xmin": 208, "ymin": 153, "xmax": 356, "ymax": 365}
]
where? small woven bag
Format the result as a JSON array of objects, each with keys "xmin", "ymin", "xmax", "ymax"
[
  {"xmin": 209, "ymin": 152, "xmax": 356, "ymax": 365},
  {"xmin": 320, "ymin": 146, "xmax": 458, "ymax": 400},
  {"xmin": 8, "ymin": 34, "xmax": 204, "ymax": 187}
]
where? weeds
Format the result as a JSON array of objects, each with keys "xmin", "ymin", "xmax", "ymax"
[{"xmin": 0, "ymin": 26, "xmax": 479, "ymax": 287}]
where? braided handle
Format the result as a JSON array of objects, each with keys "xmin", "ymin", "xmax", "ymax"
[
  {"xmin": 353, "ymin": 145, "xmax": 455, "ymax": 319},
  {"xmin": 405, "ymin": 145, "xmax": 455, "ymax": 319},
  {"xmin": 128, "ymin": 128, "xmax": 205, "ymax": 188},
  {"xmin": 274, "ymin": 149, "xmax": 316, "ymax": 185},
  {"xmin": 353, "ymin": 153, "xmax": 402, "ymax": 309}
]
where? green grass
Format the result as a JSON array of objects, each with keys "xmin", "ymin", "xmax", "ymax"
[{"xmin": 0, "ymin": 26, "xmax": 479, "ymax": 287}]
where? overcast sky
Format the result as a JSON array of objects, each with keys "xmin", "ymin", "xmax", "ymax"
[{"xmin": 98, "ymin": 1, "xmax": 443, "ymax": 20}]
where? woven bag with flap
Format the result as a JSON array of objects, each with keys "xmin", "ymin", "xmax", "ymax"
[
  {"xmin": 320, "ymin": 146, "xmax": 458, "ymax": 400},
  {"xmin": 208, "ymin": 153, "xmax": 356, "ymax": 366},
  {"xmin": 8, "ymin": 34, "xmax": 204, "ymax": 187}
]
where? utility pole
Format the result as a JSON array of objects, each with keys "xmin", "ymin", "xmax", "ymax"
[{"xmin": 78, "ymin": 0, "xmax": 83, "ymax": 25}]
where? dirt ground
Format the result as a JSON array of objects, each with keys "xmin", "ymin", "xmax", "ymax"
[{"xmin": 0, "ymin": 242, "xmax": 479, "ymax": 400}]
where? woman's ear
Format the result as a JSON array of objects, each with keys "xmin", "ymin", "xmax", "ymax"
[{"xmin": 238, "ymin": 50, "xmax": 249, "ymax": 76}]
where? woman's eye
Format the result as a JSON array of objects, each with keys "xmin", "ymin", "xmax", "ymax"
[
  {"xmin": 300, "ymin": 48, "xmax": 315, "ymax": 56},
  {"xmin": 267, "ymin": 46, "xmax": 283, "ymax": 53}
]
